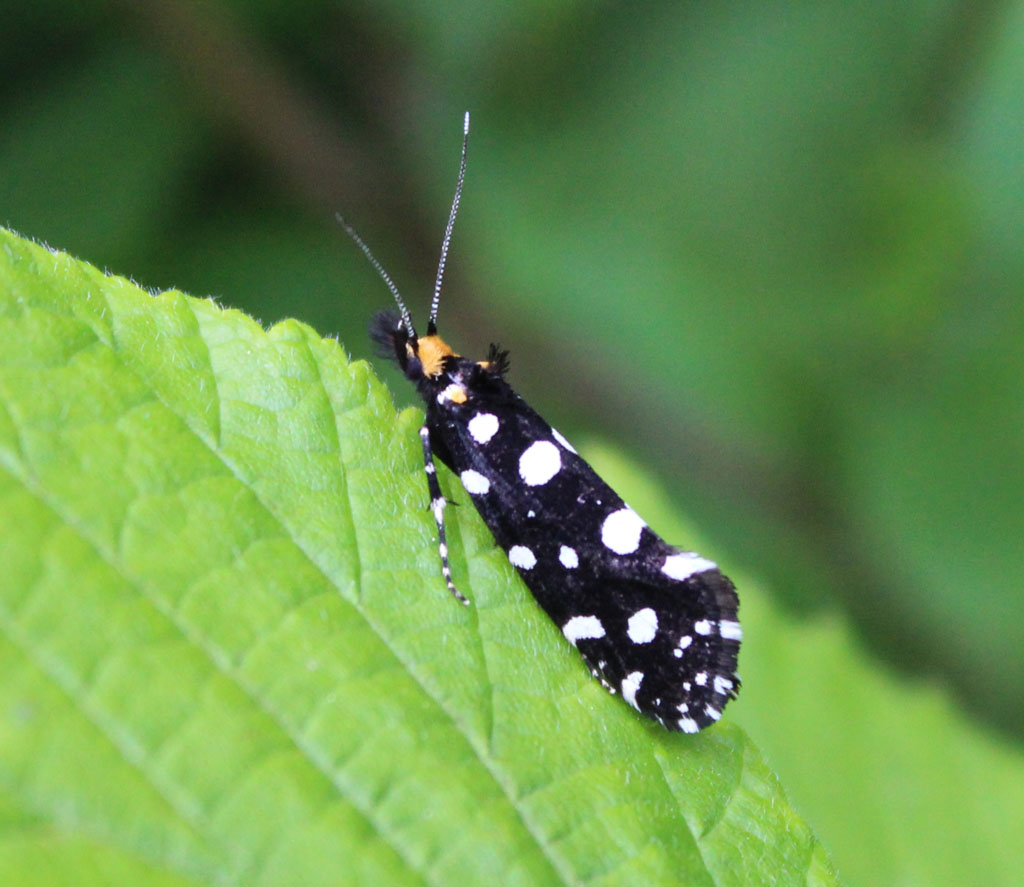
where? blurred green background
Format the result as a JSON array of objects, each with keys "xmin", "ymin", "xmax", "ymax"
[{"xmin": 3, "ymin": 0, "xmax": 1023, "ymax": 875}]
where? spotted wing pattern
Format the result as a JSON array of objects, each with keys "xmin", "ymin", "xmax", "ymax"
[
  {"xmin": 357, "ymin": 114, "xmax": 741, "ymax": 730},
  {"xmin": 427, "ymin": 375, "xmax": 741, "ymax": 732}
]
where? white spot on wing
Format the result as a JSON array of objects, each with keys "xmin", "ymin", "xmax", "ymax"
[
  {"xmin": 714, "ymin": 676, "xmax": 734, "ymax": 696},
  {"xmin": 558, "ymin": 545, "xmax": 579, "ymax": 569},
  {"xmin": 621, "ymin": 671, "xmax": 643, "ymax": 710},
  {"xmin": 468, "ymin": 412, "xmax": 499, "ymax": 444},
  {"xmin": 704, "ymin": 705, "xmax": 722, "ymax": 722},
  {"xmin": 552, "ymin": 427, "xmax": 577, "ymax": 454},
  {"xmin": 678, "ymin": 717, "xmax": 700, "ymax": 734},
  {"xmin": 694, "ymin": 619, "xmax": 714, "ymax": 636},
  {"xmin": 627, "ymin": 607, "xmax": 658, "ymax": 644},
  {"xmin": 518, "ymin": 440, "xmax": 561, "ymax": 486},
  {"xmin": 562, "ymin": 615, "xmax": 605, "ymax": 644},
  {"xmin": 508, "ymin": 545, "xmax": 536, "ymax": 570},
  {"xmin": 460, "ymin": 469, "xmax": 490, "ymax": 495},
  {"xmin": 601, "ymin": 507, "xmax": 646, "ymax": 554},
  {"xmin": 720, "ymin": 620, "xmax": 743, "ymax": 641},
  {"xmin": 662, "ymin": 552, "xmax": 717, "ymax": 581}
]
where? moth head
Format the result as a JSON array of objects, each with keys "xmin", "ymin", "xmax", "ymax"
[
  {"xmin": 416, "ymin": 333, "xmax": 458, "ymax": 379},
  {"xmin": 370, "ymin": 309, "xmax": 461, "ymax": 383}
]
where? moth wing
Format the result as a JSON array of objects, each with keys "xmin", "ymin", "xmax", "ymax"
[
  {"xmin": 442, "ymin": 393, "xmax": 740, "ymax": 730},
  {"xmin": 534, "ymin": 558, "xmax": 740, "ymax": 730}
]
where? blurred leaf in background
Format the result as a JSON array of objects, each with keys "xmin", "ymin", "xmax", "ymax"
[{"xmin": 2, "ymin": 1, "xmax": 1024, "ymax": 885}]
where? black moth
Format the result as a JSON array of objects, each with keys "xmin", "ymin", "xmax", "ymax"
[{"xmin": 348, "ymin": 113, "xmax": 740, "ymax": 732}]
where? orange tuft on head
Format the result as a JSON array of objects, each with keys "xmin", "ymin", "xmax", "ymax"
[{"xmin": 416, "ymin": 335, "xmax": 457, "ymax": 378}]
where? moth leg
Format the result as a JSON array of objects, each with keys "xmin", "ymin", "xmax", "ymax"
[{"xmin": 420, "ymin": 424, "xmax": 470, "ymax": 605}]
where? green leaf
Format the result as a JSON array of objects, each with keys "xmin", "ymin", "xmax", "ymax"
[{"xmin": 0, "ymin": 228, "xmax": 838, "ymax": 885}]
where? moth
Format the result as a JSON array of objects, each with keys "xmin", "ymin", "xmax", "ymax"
[{"xmin": 346, "ymin": 113, "xmax": 740, "ymax": 731}]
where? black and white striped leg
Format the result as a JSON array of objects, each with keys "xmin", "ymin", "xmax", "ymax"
[{"xmin": 420, "ymin": 424, "xmax": 469, "ymax": 605}]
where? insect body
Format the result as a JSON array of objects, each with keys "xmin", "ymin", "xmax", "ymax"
[{"xmin": 349, "ymin": 114, "xmax": 740, "ymax": 731}]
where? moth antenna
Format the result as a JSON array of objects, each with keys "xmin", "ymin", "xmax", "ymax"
[
  {"xmin": 337, "ymin": 213, "xmax": 417, "ymax": 339},
  {"xmin": 428, "ymin": 111, "xmax": 470, "ymax": 335}
]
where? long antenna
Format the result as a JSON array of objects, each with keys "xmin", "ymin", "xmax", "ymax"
[
  {"xmin": 337, "ymin": 213, "xmax": 417, "ymax": 339},
  {"xmin": 428, "ymin": 111, "xmax": 470, "ymax": 334}
]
